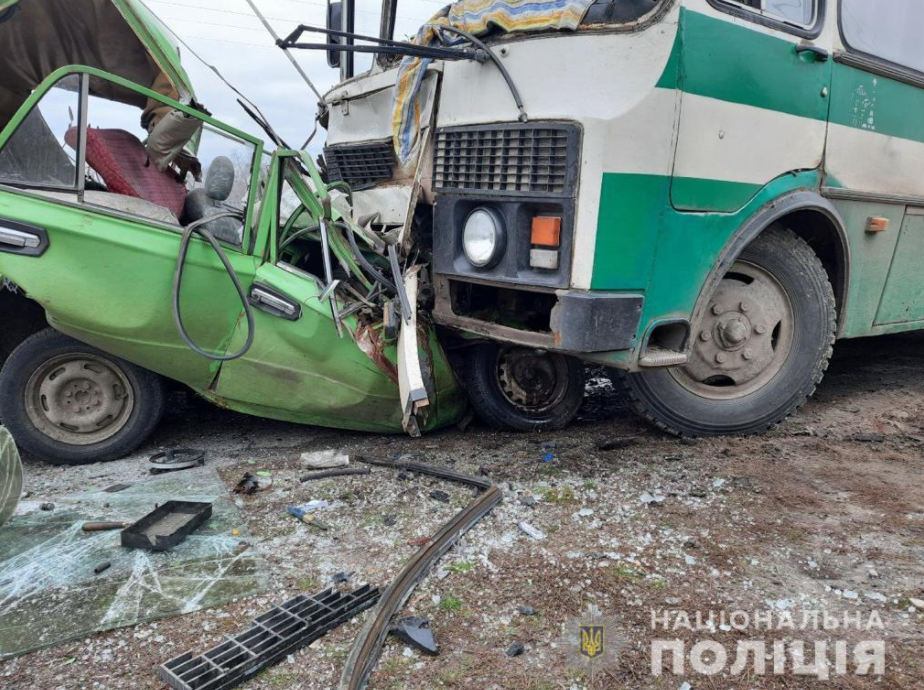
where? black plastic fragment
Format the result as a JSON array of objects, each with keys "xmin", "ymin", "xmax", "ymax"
[
  {"xmin": 233, "ymin": 473, "xmax": 259, "ymax": 495},
  {"xmin": 150, "ymin": 448, "xmax": 206, "ymax": 475},
  {"xmin": 94, "ymin": 562, "xmax": 112, "ymax": 575},
  {"xmin": 517, "ymin": 606, "xmax": 538, "ymax": 616},
  {"xmin": 158, "ymin": 585, "xmax": 381, "ymax": 690},
  {"xmin": 121, "ymin": 501, "xmax": 212, "ymax": 552},
  {"xmin": 332, "ymin": 571, "xmax": 353, "ymax": 584},
  {"xmin": 390, "ymin": 616, "xmax": 438, "ymax": 656},
  {"xmin": 104, "ymin": 483, "xmax": 132, "ymax": 493},
  {"xmin": 506, "ymin": 641, "xmax": 525, "ymax": 657},
  {"xmin": 429, "ymin": 490, "xmax": 450, "ymax": 503}
]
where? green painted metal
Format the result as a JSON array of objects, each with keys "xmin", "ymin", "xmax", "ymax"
[
  {"xmin": 873, "ymin": 212, "xmax": 924, "ymax": 327},
  {"xmin": 676, "ymin": 9, "xmax": 831, "ymax": 122}
]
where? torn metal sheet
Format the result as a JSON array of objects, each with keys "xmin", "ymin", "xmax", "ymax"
[
  {"xmin": 0, "ymin": 468, "xmax": 268, "ymax": 658},
  {"xmin": 396, "ymin": 266, "xmax": 430, "ymax": 436},
  {"xmin": 0, "ymin": 427, "xmax": 23, "ymax": 528}
]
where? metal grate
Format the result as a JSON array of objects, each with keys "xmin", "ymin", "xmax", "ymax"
[
  {"xmin": 157, "ymin": 585, "xmax": 380, "ymax": 690},
  {"xmin": 434, "ymin": 125, "xmax": 576, "ymax": 195},
  {"xmin": 325, "ymin": 142, "xmax": 395, "ymax": 190}
]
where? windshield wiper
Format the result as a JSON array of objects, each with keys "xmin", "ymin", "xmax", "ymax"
[{"xmin": 278, "ymin": 25, "xmax": 488, "ymax": 63}]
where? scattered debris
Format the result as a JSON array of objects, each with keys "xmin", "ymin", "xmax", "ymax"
[
  {"xmin": 81, "ymin": 521, "xmax": 129, "ymax": 532},
  {"xmin": 519, "ymin": 494, "xmax": 537, "ymax": 508},
  {"xmin": 382, "ymin": 514, "xmax": 397, "ymax": 527},
  {"xmin": 300, "ymin": 449, "xmax": 350, "ymax": 469},
  {"xmin": 517, "ymin": 606, "xmax": 538, "ymax": 616},
  {"xmin": 910, "ymin": 598, "xmax": 924, "ymax": 611},
  {"xmin": 149, "ymin": 449, "xmax": 205, "ymax": 475},
  {"xmin": 518, "ymin": 522, "xmax": 547, "ymax": 540},
  {"xmin": 429, "ymin": 490, "xmax": 450, "ymax": 503},
  {"xmin": 332, "ymin": 571, "xmax": 353, "ymax": 584},
  {"xmin": 158, "ymin": 586, "xmax": 380, "ymax": 690},
  {"xmin": 854, "ymin": 433, "xmax": 885, "ymax": 444},
  {"xmin": 93, "ymin": 562, "xmax": 111, "ymax": 575},
  {"xmin": 596, "ymin": 437, "xmax": 635, "ymax": 451},
  {"xmin": 390, "ymin": 616, "xmax": 439, "ymax": 656},
  {"xmin": 577, "ymin": 508, "xmax": 594, "ymax": 518},
  {"xmin": 639, "ymin": 491, "xmax": 665, "ymax": 506},
  {"xmin": 712, "ymin": 477, "xmax": 726, "ymax": 489},
  {"xmin": 339, "ymin": 457, "xmax": 502, "ymax": 690},
  {"xmin": 103, "ymin": 483, "xmax": 131, "ymax": 493},
  {"xmin": 121, "ymin": 501, "xmax": 213, "ymax": 551},
  {"xmin": 300, "ymin": 467, "xmax": 371, "ymax": 482},
  {"xmin": 287, "ymin": 506, "xmax": 331, "ymax": 530},
  {"xmin": 40, "ymin": 502, "xmax": 55, "ymax": 511},
  {"xmin": 541, "ymin": 453, "xmax": 555, "ymax": 463},
  {"xmin": 233, "ymin": 472, "xmax": 260, "ymax": 495},
  {"xmin": 506, "ymin": 641, "xmax": 525, "ymax": 657}
]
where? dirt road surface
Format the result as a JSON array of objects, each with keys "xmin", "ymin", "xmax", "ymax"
[{"xmin": 2, "ymin": 333, "xmax": 924, "ymax": 689}]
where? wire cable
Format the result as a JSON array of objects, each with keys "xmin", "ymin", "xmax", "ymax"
[{"xmin": 172, "ymin": 214, "xmax": 256, "ymax": 361}]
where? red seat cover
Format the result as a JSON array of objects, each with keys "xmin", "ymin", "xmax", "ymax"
[{"xmin": 65, "ymin": 127, "xmax": 186, "ymax": 218}]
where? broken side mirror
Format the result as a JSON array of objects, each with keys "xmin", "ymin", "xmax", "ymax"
[{"xmin": 327, "ymin": 1, "xmax": 342, "ymax": 69}]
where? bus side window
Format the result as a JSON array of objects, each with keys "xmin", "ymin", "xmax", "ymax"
[{"xmin": 726, "ymin": 0, "xmax": 816, "ymax": 27}]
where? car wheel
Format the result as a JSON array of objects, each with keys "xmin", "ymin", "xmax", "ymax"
[
  {"xmin": 0, "ymin": 329, "xmax": 166, "ymax": 464},
  {"xmin": 465, "ymin": 343, "xmax": 584, "ymax": 431},
  {"xmin": 618, "ymin": 226, "xmax": 836, "ymax": 436}
]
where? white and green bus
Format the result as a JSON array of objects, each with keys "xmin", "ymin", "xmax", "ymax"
[{"xmin": 315, "ymin": 0, "xmax": 924, "ymax": 435}]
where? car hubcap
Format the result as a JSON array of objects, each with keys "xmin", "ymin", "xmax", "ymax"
[
  {"xmin": 671, "ymin": 261, "xmax": 794, "ymax": 400},
  {"xmin": 497, "ymin": 347, "xmax": 569, "ymax": 412},
  {"xmin": 25, "ymin": 354, "xmax": 135, "ymax": 445}
]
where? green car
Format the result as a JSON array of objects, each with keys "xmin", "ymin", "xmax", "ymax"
[{"xmin": 0, "ymin": 0, "xmax": 466, "ymax": 465}]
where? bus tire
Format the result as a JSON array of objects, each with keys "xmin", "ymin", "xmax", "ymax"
[
  {"xmin": 0, "ymin": 328, "xmax": 166, "ymax": 465},
  {"xmin": 618, "ymin": 226, "xmax": 835, "ymax": 437},
  {"xmin": 466, "ymin": 343, "xmax": 584, "ymax": 432}
]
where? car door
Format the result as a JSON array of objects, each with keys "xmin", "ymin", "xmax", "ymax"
[
  {"xmin": 670, "ymin": 0, "xmax": 832, "ymax": 212},
  {"xmin": 210, "ymin": 155, "xmax": 406, "ymax": 432},
  {"xmin": 823, "ymin": 0, "xmax": 924, "ymax": 333},
  {"xmin": 0, "ymin": 69, "xmax": 264, "ymax": 390}
]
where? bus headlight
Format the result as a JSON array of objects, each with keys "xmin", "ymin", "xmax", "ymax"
[{"xmin": 462, "ymin": 207, "xmax": 505, "ymax": 268}]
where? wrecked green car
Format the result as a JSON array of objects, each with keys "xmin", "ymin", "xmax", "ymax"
[{"xmin": 0, "ymin": 0, "xmax": 466, "ymax": 464}]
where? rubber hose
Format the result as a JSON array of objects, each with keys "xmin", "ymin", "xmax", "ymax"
[{"xmin": 172, "ymin": 214, "xmax": 256, "ymax": 361}]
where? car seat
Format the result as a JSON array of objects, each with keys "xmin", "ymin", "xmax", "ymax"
[
  {"xmin": 181, "ymin": 156, "xmax": 244, "ymax": 244},
  {"xmin": 64, "ymin": 127, "xmax": 187, "ymax": 218}
]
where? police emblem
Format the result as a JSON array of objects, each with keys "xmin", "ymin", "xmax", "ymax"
[{"xmin": 580, "ymin": 624, "xmax": 605, "ymax": 659}]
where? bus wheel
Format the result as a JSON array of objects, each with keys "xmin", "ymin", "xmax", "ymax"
[
  {"xmin": 619, "ymin": 226, "xmax": 835, "ymax": 437},
  {"xmin": 0, "ymin": 329, "xmax": 166, "ymax": 465},
  {"xmin": 466, "ymin": 343, "xmax": 584, "ymax": 431}
]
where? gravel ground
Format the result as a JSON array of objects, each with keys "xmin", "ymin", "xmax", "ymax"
[{"xmin": 3, "ymin": 333, "xmax": 924, "ymax": 689}]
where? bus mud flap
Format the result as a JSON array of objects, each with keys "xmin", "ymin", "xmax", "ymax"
[{"xmin": 337, "ymin": 458, "xmax": 502, "ymax": 690}]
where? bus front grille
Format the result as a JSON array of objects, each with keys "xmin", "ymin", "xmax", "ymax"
[
  {"xmin": 434, "ymin": 123, "xmax": 579, "ymax": 197},
  {"xmin": 324, "ymin": 141, "xmax": 396, "ymax": 190}
]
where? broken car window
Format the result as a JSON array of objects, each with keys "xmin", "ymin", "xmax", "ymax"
[{"xmin": 0, "ymin": 75, "xmax": 79, "ymax": 189}]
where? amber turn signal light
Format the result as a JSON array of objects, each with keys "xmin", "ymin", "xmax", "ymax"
[
  {"xmin": 865, "ymin": 217, "xmax": 890, "ymax": 234},
  {"xmin": 531, "ymin": 216, "xmax": 561, "ymax": 247}
]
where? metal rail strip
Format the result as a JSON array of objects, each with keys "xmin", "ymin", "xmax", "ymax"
[{"xmin": 337, "ymin": 458, "xmax": 503, "ymax": 690}]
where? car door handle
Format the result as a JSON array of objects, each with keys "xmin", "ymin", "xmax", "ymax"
[
  {"xmin": 796, "ymin": 44, "xmax": 830, "ymax": 62},
  {"xmin": 0, "ymin": 220, "xmax": 48, "ymax": 256},
  {"xmin": 248, "ymin": 284, "xmax": 301, "ymax": 321}
]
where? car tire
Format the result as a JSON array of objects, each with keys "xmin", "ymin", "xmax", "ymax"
[
  {"xmin": 0, "ymin": 328, "xmax": 166, "ymax": 465},
  {"xmin": 465, "ymin": 343, "xmax": 585, "ymax": 431},
  {"xmin": 618, "ymin": 226, "xmax": 836, "ymax": 437}
]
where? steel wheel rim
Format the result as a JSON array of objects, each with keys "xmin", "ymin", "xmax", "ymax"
[
  {"xmin": 24, "ymin": 353, "xmax": 135, "ymax": 445},
  {"xmin": 496, "ymin": 347, "xmax": 570, "ymax": 413},
  {"xmin": 671, "ymin": 260, "xmax": 795, "ymax": 401}
]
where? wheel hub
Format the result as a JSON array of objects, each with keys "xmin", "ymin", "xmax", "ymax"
[
  {"xmin": 498, "ymin": 348, "xmax": 567, "ymax": 410},
  {"xmin": 25, "ymin": 355, "xmax": 134, "ymax": 445},
  {"xmin": 674, "ymin": 261, "xmax": 794, "ymax": 400}
]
